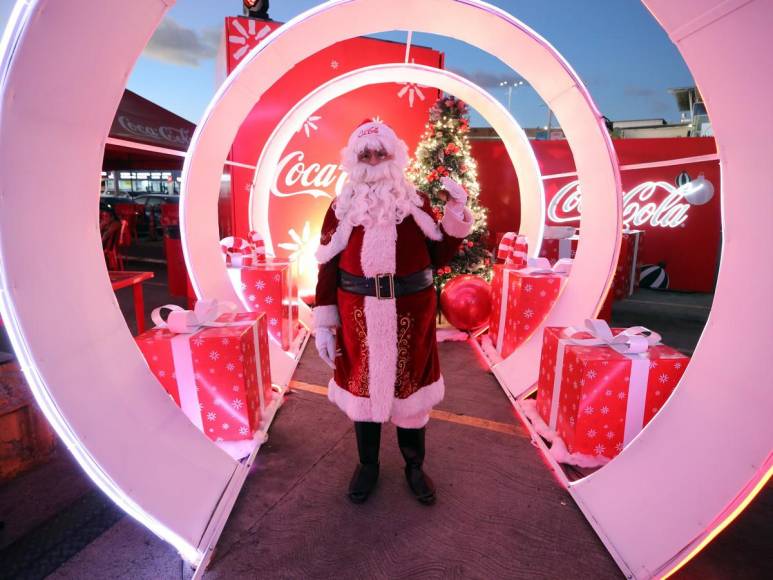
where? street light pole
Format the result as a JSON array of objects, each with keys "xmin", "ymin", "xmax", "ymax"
[{"xmin": 499, "ymin": 80, "xmax": 524, "ymax": 113}]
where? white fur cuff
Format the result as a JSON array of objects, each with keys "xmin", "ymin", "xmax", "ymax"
[
  {"xmin": 441, "ymin": 206, "xmax": 474, "ymax": 239},
  {"xmin": 313, "ymin": 305, "xmax": 340, "ymax": 328}
]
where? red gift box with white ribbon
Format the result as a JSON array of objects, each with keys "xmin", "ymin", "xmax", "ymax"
[
  {"xmin": 135, "ymin": 300, "xmax": 273, "ymax": 460},
  {"xmin": 539, "ymin": 236, "xmax": 578, "ymax": 263},
  {"xmin": 488, "ymin": 258, "xmax": 571, "ymax": 358},
  {"xmin": 239, "ymin": 261, "xmax": 298, "ymax": 351},
  {"xmin": 613, "ymin": 230, "xmax": 644, "ymax": 299},
  {"xmin": 536, "ymin": 320, "xmax": 689, "ymax": 460}
]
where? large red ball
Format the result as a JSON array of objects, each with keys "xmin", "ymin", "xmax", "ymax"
[{"xmin": 439, "ymin": 275, "xmax": 492, "ymax": 331}]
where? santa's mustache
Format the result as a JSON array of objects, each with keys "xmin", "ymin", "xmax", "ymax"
[{"xmin": 348, "ymin": 160, "xmax": 403, "ymax": 184}]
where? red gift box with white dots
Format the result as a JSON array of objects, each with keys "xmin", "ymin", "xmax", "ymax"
[
  {"xmin": 239, "ymin": 262, "xmax": 297, "ymax": 350},
  {"xmin": 136, "ymin": 312, "xmax": 273, "ymax": 450},
  {"xmin": 536, "ymin": 326, "xmax": 689, "ymax": 460},
  {"xmin": 488, "ymin": 265, "xmax": 565, "ymax": 358}
]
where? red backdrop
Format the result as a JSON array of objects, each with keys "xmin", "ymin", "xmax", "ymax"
[
  {"xmin": 224, "ymin": 18, "xmax": 443, "ymax": 294},
  {"xmin": 472, "ymin": 137, "xmax": 720, "ymax": 292}
]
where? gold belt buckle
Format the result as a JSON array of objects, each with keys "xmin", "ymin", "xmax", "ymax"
[{"xmin": 375, "ymin": 273, "xmax": 395, "ymax": 299}]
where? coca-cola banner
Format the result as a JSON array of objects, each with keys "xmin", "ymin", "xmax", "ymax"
[
  {"xmin": 109, "ymin": 89, "xmax": 193, "ymax": 150},
  {"xmin": 225, "ymin": 17, "xmax": 443, "ymax": 295},
  {"xmin": 472, "ymin": 137, "xmax": 720, "ymax": 293}
]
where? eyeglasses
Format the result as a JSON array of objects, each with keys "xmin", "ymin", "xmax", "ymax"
[{"xmin": 357, "ymin": 149, "xmax": 391, "ymax": 162}]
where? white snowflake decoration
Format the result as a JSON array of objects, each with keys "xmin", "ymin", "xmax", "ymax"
[
  {"xmin": 600, "ymin": 406, "xmax": 609, "ymax": 415},
  {"xmin": 209, "ymin": 351, "xmax": 220, "ymax": 361},
  {"xmin": 270, "ymin": 318, "xmax": 278, "ymax": 326},
  {"xmin": 584, "ymin": 406, "xmax": 595, "ymax": 415},
  {"xmin": 397, "ymin": 82, "xmax": 426, "ymax": 107},
  {"xmin": 226, "ymin": 362, "xmax": 236, "ymax": 372},
  {"xmin": 239, "ymin": 426, "xmax": 250, "ymax": 436},
  {"xmin": 586, "ymin": 369, "xmax": 597, "ymax": 380},
  {"xmin": 587, "ymin": 428, "xmax": 597, "ymax": 438},
  {"xmin": 594, "ymin": 444, "xmax": 606, "ymax": 455},
  {"xmin": 255, "ymin": 280, "xmax": 266, "ymax": 290},
  {"xmin": 523, "ymin": 308, "xmax": 534, "ymax": 319},
  {"xmin": 265, "ymin": 296, "xmax": 274, "ymax": 305},
  {"xmin": 277, "ymin": 221, "xmax": 313, "ymax": 263},
  {"xmin": 658, "ymin": 373, "xmax": 670, "ymax": 384},
  {"xmin": 232, "ymin": 399, "xmax": 244, "ymax": 410},
  {"xmin": 330, "ymin": 59, "xmax": 339, "ymax": 69},
  {"xmin": 207, "ymin": 412, "xmax": 217, "ymax": 422},
  {"xmin": 222, "ymin": 423, "xmax": 230, "ymax": 430},
  {"xmin": 297, "ymin": 115, "xmax": 322, "ymax": 138},
  {"xmin": 229, "ymin": 20, "xmax": 272, "ymax": 61}
]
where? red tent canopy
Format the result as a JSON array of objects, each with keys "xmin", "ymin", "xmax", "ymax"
[{"xmin": 103, "ymin": 90, "xmax": 194, "ymax": 170}]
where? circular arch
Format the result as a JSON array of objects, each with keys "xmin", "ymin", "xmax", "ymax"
[
  {"xmin": 181, "ymin": 0, "xmax": 622, "ymax": 402},
  {"xmin": 246, "ymin": 63, "xmax": 544, "ymax": 311},
  {"xmin": 7, "ymin": 1, "xmax": 768, "ymax": 577}
]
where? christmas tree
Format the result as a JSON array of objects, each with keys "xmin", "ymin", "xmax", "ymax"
[{"xmin": 408, "ymin": 95, "xmax": 493, "ymax": 286}]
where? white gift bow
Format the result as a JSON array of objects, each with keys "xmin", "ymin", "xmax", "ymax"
[
  {"xmin": 151, "ymin": 299, "xmax": 238, "ymax": 334},
  {"xmin": 518, "ymin": 257, "xmax": 573, "ymax": 276},
  {"xmin": 564, "ymin": 318, "xmax": 661, "ymax": 354}
]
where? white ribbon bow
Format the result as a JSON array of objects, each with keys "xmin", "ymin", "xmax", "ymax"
[
  {"xmin": 565, "ymin": 319, "xmax": 661, "ymax": 355},
  {"xmin": 151, "ymin": 299, "xmax": 237, "ymax": 334},
  {"xmin": 518, "ymin": 257, "xmax": 573, "ymax": 276}
]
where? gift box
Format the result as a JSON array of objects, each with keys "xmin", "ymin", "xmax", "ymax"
[
  {"xmin": 239, "ymin": 261, "xmax": 298, "ymax": 350},
  {"xmin": 536, "ymin": 320, "xmax": 689, "ymax": 460},
  {"xmin": 136, "ymin": 302, "xmax": 273, "ymax": 458},
  {"xmin": 488, "ymin": 259, "xmax": 570, "ymax": 358},
  {"xmin": 539, "ymin": 235, "xmax": 578, "ymax": 263},
  {"xmin": 612, "ymin": 230, "xmax": 643, "ymax": 299}
]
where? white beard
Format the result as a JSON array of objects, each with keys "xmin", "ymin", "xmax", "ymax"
[{"xmin": 335, "ymin": 160, "xmax": 420, "ymax": 228}]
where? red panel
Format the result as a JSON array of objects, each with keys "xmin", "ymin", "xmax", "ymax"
[
  {"xmin": 224, "ymin": 17, "xmax": 444, "ymax": 250},
  {"xmin": 471, "ymin": 137, "xmax": 721, "ymax": 292}
]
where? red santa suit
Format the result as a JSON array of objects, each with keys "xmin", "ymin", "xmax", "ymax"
[{"xmin": 313, "ymin": 126, "xmax": 473, "ymax": 429}]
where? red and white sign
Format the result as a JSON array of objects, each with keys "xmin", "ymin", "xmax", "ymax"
[
  {"xmin": 472, "ymin": 138, "xmax": 720, "ymax": 292},
  {"xmin": 224, "ymin": 17, "xmax": 444, "ymax": 295}
]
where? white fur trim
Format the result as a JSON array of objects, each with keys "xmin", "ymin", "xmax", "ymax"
[
  {"xmin": 409, "ymin": 204, "xmax": 442, "ymax": 241},
  {"xmin": 326, "ymin": 375, "xmax": 444, "ymax": 426},
  {"xmin": 315, "ymin": 221, "xmax": 354, "ymax": 264},
  {"xmin": 327, "ymin": 378, "xmax": 374, "ymax": 422},
  {"xmin": 360, "ymin": 223, "xmax": 398, "ymax": 422},
  {"xmin": 440, "ymin": 206, "xmax": 474, "ymax": 239},
  {"xmin": 391, "ymin": 376, "xmax": 445, "ymax": 427},
  {"xmin": 312, "ymin": 305, "xmax": 340, "ymax": 328}
]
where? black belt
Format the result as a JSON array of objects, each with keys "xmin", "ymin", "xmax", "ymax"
[{"xmin": 338, "ymin": 268, "xmax": 434, "ymax": 299}]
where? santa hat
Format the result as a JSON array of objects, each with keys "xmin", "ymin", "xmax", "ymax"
[{"xmin": 345, "ymin": 118, "xmax": 399, "ymax": 155}]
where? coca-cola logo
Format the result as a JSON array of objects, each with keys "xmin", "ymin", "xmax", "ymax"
[
  {"xmin": 117, "ymin": 116, "xmax": 191, "ymax": 147},
  {"xmin": 357, "ymin": 125, "xmax": 379, "ymax": 138},
  {"xmin": 548, "ymin": 179, "xmax": 693, "ymax": 229},
  {"xmin": 271, "ymin": 150, "xmax": 347, "ymax": 199}
]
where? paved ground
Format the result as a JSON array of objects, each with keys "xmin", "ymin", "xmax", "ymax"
[{"xmin": 0, "ymin": 253, "xmax": 770, "ymax": 579}]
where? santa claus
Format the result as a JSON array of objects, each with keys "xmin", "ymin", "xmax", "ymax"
[{"xmin": 313, "ymin": 120, "xmax": 473, "ymax": 505}]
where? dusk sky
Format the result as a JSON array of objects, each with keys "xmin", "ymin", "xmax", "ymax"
[{"xmin": 1, "ymin": 0, "xmax": 695, "ymax": 127}]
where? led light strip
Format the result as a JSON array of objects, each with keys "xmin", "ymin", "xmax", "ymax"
[{"xmin": 0, "ymin": 0, "xmax": 203, "ymax": 565}]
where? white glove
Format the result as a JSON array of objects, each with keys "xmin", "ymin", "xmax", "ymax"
[
  {"xmin": 315, "ymin": 326, "xmax": 338, "ymax": 369},
  {"xmin": 440, "ymin": 176, "xmax": 468, "ymax": 206}
]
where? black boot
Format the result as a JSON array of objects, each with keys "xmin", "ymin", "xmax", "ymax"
[
  {"xmin": 397, "ymin": 426, "xmax": 436, "ymax": 505},
  {"xmin": 348, "ymin": 421, "xmax": 381, "ymax": 504}
]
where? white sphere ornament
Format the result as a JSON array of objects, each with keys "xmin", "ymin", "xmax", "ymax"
[{"xmin": 681, "ymin": 173, "xmax": 715, "ymax": 205}]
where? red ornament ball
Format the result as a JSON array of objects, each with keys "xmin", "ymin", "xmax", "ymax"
[{"xmin": 439, "ymin": 275, "xmax": 492, "ymax": 331}]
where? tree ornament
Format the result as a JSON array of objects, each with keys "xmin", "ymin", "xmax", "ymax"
[{"xmin": 439, "ymin": 275, "xmax": 492, "ymax": 331}]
